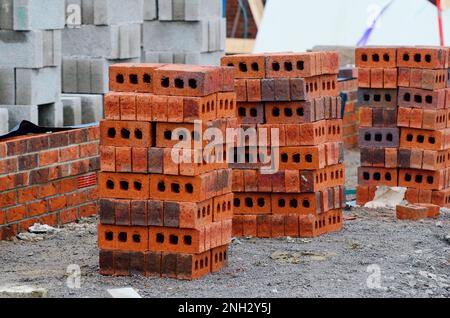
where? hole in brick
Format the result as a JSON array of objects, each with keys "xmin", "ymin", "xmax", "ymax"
[
  {"xmin": 116, "ymin": 74, "xmax": 125, "ymax": 84},
  {"xmin": 407, "ymin": 134, "xmax": 413, "ymax": 142},
  {"xmin": 161, "ymin": 77, "xmax": 170, "ymax": 88},
  {"xmin": 245, "ymin": 197, "xmax": 253, "ymax": 207},
  {"xmin": 156, "ymin": 233, "xmax": 164, "ymax": 243},
  {"xmin": 374, "ymin": 94, "xmax": 381, "ymax": 102},
  {"xmin": 363, "ymin": 94, "xmax": 370, "ymax": 102},
  {"xmin": 105, "ymin": 232, "xmax": 113, "ymax": 241},
  {"xmin": 425, "ymin": 54, "xmax": 432, "ymax": 63},
  {"xmin": 405, "ymin": 174, "xmax": 412, "ymax": 182},
  {"xmin": 175, "ymin": 78, "xmax": 184, "ymax": 89},
  {"xmin": 385, "ymin": 94, "xmax": 392, "ymax": 102},
  {"xmin": 164, "ymin": 130, "xmax": 172, "ymax": 140},
  {"xmin": 305, "ymin": 154, "xmax": 312, "ymax": 162},
  {"xmin": 372, "ymin": 54, "xmax": 380, "ymax": 62},
  {"xmin": 106, "ymin": 180, "xmax": 114, "ymax": 189},
  {"xmin": 202, "ymin": 207, "xmax": 206, "ymax": 217},
  {"xmin": 302, "ymin": 200, "xmax": 310, "ymax": 208},
  {"xmin": 284, "ymin": 108, "xmax": 293, "ymax": 117},
  {"xmin": 415, "ymin": 175, "xmax": 423, "ymax": 183},
  {"xmin": 189, "ymin": 79, "xmax": 197, "ymax": 89},
  {"xmin": 278, "ymin": 199, "xmax": 286, "ymax": 207},
  {"xmin": 281, "ymin": 153, "xmax": 288, "ymax": 163},
  {"xmin": 403, "ymin": 53, "xmax": 410, "ymax": 61},
  {"xmin": 361, "ymin": 54, "xmax": 368, "ymax": 62},
  {"xmin": 257, "ymin": 198, "xmax": 265, "ymax": 207},
  {"xmin": 134, "ymin": 129, "xmax": 143, "ymax": 139},
  {"xmin": 374, "ymin": 172, "xmax": 381, "ymax": 181},
  {"xmin": 238, "ymin": 107, "xmax": 246, "ymax": 117},
  {"xmin": 169, "ymin": 235, "xmax": 178, "ymax": 245},
  {"xmin": 184, "ymin": 235, "xmax": 192, "ymax": 245},
  {"xmin": 417, "ymin": 135, "xmax": 424, "ymax": 143},
  {"xmin": 185, "ymin": 183, "xmax": 194, "ymax": 193},
  {"xmin": 385, "ymin": 172, "xmax": 392, "ymax": 181},
  {"xmin": 272, "ymin": 108, "xmax": 280, "ymax": 117},
  {"xmin": 364, "ymin": 133, "xmax": 371, "ymax": 141},
  {"xmin": 195, "ymin": 260, "xmax": 198, "ymax": 270},
  {"xmin": 130, "ymin": 74, "xmax": 138, "ymax": 85},
  {"xmin": 293, "ymin": 153, "xmax": 301, "ymax": 163},
  {"xmin": 404, "ymin": 93, "xmax": 411, "ymax": 102},
  {"xmin": 290, "ymin": 199, "xmax": 298, "ymax": 208},
  {"xmin": 375, "ymin": 134, "xmax": 382, "ymax": 142},
  {"xmin": 132, "ymin": 234, "xmax": 141, "ymax": 243},
  {"xmin": 414, "ymin": 95, "xmax": 422, "ymax": 103},
  {"xmin": 171, "ymin": 183, "xmax": 180, "ymax": 193},
  {"xmin": 425, "ymin": 95, "xmax": 433, "ymax": 104},
  {"xmin": 383, "ymin": 53, "xmax": 390, "ymax": 62},
  {"xmin": 386, "ymin": 133, "xmax": 393, "ymax": 142},
  {"xmin": 143, "ymin": 74, "xmax": 151, "ymax": 84},
  {"xmin": 239, "ymin": 62, "xmax": 248, "ymax": 72},
  {"xmin": 118, "ymin": 232, "xmax": 127, "ymax": 242},
  {"xmin": 234, "ymin": 198, "xmax": 241, "ymax": 207},
  {"xmin": 297, "ymin": 60, "xmax": 305, "ymax": 70},
  {"xmin": 157, "ymin": 181, "xmax": 165, "ymax": 192},
  {"xmin": 250, "ymin": 108, "xmax": 258, "ymax": 117},
  {"xmin": 414, "ymin": 54, "xmax": 421, "ymax": 63},
  {"xmin": 314, "ymin": 82, "xmax": 318, "ymax": 91},
  {"xmin": 251, "ymin": 62, "xmax": 259, "ymax": 71},
  {"xmin": 107, "ymin": 128, "xmax": 116, "ymax": 138},
  {"xmin": 121, "ymin": 128, "xmax": 130, "ymax": 139},
  {"xmin": 429, "ymin": 137, "xmax": 436, "ymax": 144},
  {"xmin": 272, "ymin": 62, "xmax": 280, "ymax": 71},
  {"xmin": 120, "ymin": 181, "xmax": 129, "ymax": 190},
  {"xmin": 284, "ymin": 62, "xmax": 293, "ymax": 71},
  {"xmin": 134, "ymin": 182, "xmax": 142, "ymax": 191},
  {"xmin": 363, "ymin": 172, "xmax": 370, "ymax": 180},
  {"xmin": 427, "ymin": 176, "xmax": 434, "ymax": 184},
  {"xmin": 297, "ymin": 107, "xmax": 304, "ymax": 116},
  {"xmin": 227, "ymin": 63, "xmax": 234, "ymax": 67}
]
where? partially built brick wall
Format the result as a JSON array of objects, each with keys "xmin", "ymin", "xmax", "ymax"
[{"xmin": 0, "ymin": 126, "xmax": 100, "ymax": 240}]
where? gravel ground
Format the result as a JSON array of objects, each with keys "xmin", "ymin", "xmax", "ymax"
[{"xmin": 1, "ymin": 149, "xmax": 449, "ymax": 298}]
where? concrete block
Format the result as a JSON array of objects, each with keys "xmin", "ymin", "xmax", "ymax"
[
  {"xmin": 15, "ymin": 67, "xmax": 61, "ymax": 105},
  {"xmin": 185, "ymin": 51, "xmax": 225, "ymax": 66},
  {"xmin": 94, "ymin": 0, "xmax": 143, "ymax": 25},
  {"xmin": 0, "ymin": 109, "xmax": 9, "ymax": 134},
  {"xmin": 0, "ymin": 0, "xmax": 65, "ymax": 31},
  {"xmin": 142, "ymin": 20, "xmax": 209, "ymax": 52},
  {"xmin": 62, "ymin": 24, "xmax": 141, "ymax": 59},
  {"xmin": 0, "ymin": 105, "xmax": 39, "ymax": 128},
  {"xmin": 143, "ymin": 0, "xmax": 157, "ymax": 21},
  {"xmin": 62, "ymin": 96, "xmax": 82, "ymax": 126},
  {"xmin": 158, "ymin": 0, "xmax": 173, "ymax": 21},
  {"xmin": 62, "ymin": 93, "xmax": 103, "ymax": 124},
  {"xmin": 0, "ymin": 30, "xmax": 61, "ymax": 68},
  {"xmin": 65, "ymin": 0, "xmax": 83, "ymax": 26},
  {"xmin": 39, "ymin": 102, "xmax": 64, "ymax": 127},
  {"xmin": 185, "ymin": 0, "xmax": 223, "ymax": 21},
  {"xmin": 0, "ymin": 67, "xmax": 15, "ymax": 104},
  {"xmin": 62, "ymin": 57, "xmax": 78, "ymax": 93}
]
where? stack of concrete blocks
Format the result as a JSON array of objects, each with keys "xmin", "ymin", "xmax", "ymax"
[
  {"xmin": 61, "ymin": 0, "xmax": 143, "ymax": 125},
  {"xmin": 0, "ymin": 0, "xmax": 65, "ymax": 131},
  {"xmin": 142, "ymin": 0, "xmax": 225, "ymax": 66}
]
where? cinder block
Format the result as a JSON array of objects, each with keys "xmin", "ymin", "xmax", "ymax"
[
  {"xmin": 39, "ymin": 102, "xmax": 64, "ymax": 127},
  {"xmin": 0, "ymin": 30, "xmax": 61, "ymax": 68},
  {"xmin": 62, "ymin": 94, "xmax": 103, "ymax": 124},
  {"xmin": 0, "ymin": 104, "xmax": 39, "ymax": 128},
  {"xmin": 0, "ymin": 109, "xmax": 9, "ymax": 134},
  {"xmin": 142, "ymin": 51, "xmax": 225, "ymax": 66},
  {"xmin": 158, "ymin": 0, "xmax": 173, "ymax": 20},
  {"xmin": 0, "ymin": 0, "xmax": 65, "ymax": 31},
  {"xmin": 62, "ymin": 24, "xmax": 141, "ymax": 59},
  {"xmin": 0, "ymin": 68, "xmax": 15, "ymax": 104},
  {"xmin": 143, "ymin": 0, "xmax": 157, "ymax": 20},
  {"xmin": 61, "ymin": 96, "xmax": 82, "ymax": 126},
  {"xmin": 15, "ymin": 67, "xmax": 61, "ymax": 105},
  {"xmin": 93, "ymin": 0, "xmax": 143, "ymax": 25},
  {"xmin": 185, "ymin": 0, "xmax": 223, "ymax": 21}
]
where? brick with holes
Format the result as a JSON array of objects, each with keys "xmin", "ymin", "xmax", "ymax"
[
  {"xmin": 100, "ymin": 120, "xmax": 152, "ymax": 148},
  {"xmin": 355, "ymin": 47, "xmax": 397, "ymax": 68},
  {"xmin": 109, "ymin": 63, "xmax": 164, "ymax": 93}
]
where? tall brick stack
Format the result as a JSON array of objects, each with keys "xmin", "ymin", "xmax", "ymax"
[
  {"xmin": 62, "ymin": 0, "xmax": 143, "ymax": 125},
  {"xmin": 356, "ymin": 46, "xmax": 449, "ymax": 219},
  {"xmin": 339, "ymin": 67, "xmax": 359, "ymax": 149},
  {"xmin": 0, "ymin": 0, "xmax": 64, "ymax": 130},
  {"xmin": 98, "ymin": 63, "xmax": 236, "ymax": 278},
  {"xmin": 142, "ymin": 0, "xmax": 225, "ymax": 65},
  {"xmin": 221, "ymin": 52, "xmax": 346, "ymax": 238}
]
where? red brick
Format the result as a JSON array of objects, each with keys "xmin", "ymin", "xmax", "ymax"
[
  {"xmin": 60, "ymin": 208, "xmax": 78, "ymax": 224},
  {"xmin": 39, "ymin": 149, "xmax": 59, "ymax": 166},
  {"xmin": 59, "ymin": 145, "xmax": 80, "ymax": 162},
  {"xmin": 49, "ymin": 196, "xmax": 67, "ymax": 212},
  {"xmin": 6, "ymin": 206, "xmax": 26, "ymax": 223}
]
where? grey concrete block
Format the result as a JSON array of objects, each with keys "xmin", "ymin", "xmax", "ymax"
[
  {"xmin": 0, "ymin": 104, "xmax": 39, "ymax": 128},
  {"xmin": 142, "ymin": 20, "xmax": 209, "ymax": 52},
  {"xmin": 62, "ymin": 57, "xmax": 78, "ymax": 93},
  {"xmin": 15, "ymin": 67, "xmax": 61, "ymax": 106},
  {"xmin": 0, "ymin": 30, "xmax": 61, "ymax": 68},
  {"xmin": 94, "ymin": 0, "xmax": 143, "ymax": 25},
  {"xmin": 0, "ymin": 109, "xmax": 9, "ymax": 134},
  {"xmin": 65, "ymin": 0, "xmax": 83, "ymax": 26},
  {"xmin": 185, "ymin": 0, "xmax": 222, "ymax": 21},
  {"xmin": 62, "ymin": 96, "xmax": 82, "ymax": 126},
  {"xmin": 185, "ymin": 51, "xmax": 225, "ymax": 66},
  {"xmin": 142, "ymin": 50, "xmax": 224, "ymax": 66},
  {"xmin": 62, "ymin": 24, "xmax": 141, "ymax": 59},
  {"xmin": 62, "ymin": 93, "xmax": 103, "ymax": 124},
  {"xmin": 143, "ymin": 0, "xmax": 157, "ymax": 21},
  {"xmin": 39, "ymin": 102, "xmax": 64, "ymax": 127},
  {"xmin": 158, "ymin": 0, "xmax": 173, "ymax": 21},
  {"xmin": 172, "ymin": 0, "xmax": 185, "ymax": 20},
  {"xmin": 0, "ymin": 0, "xmax": 65, "ymax": 31},
  {"xmin": 0, "ymin": 68, "xmax": 15, "ymax": 104}
]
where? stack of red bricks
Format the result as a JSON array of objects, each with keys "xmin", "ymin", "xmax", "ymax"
[
  {"xmin": 98, "ymin": 63, "xmax": 236, "ymax": 279},
  {"xmin": 356, "ymin": 46, "xmax": 449, "ymax": 220},
  {"xmin": 0, "ymin": 127, "xmax": 99, "ymax": 240},
  {"xmin": 339, "ymin": 67, "xmax": 359, "ymax": 149},
  {"xmin": 221, "ymin": 52, "xmax": 346, "ymax": 238}
]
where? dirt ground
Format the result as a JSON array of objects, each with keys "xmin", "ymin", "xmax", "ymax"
[{"xmin": 1, "ymin": 150, "xmax": 449, "ymax": 298}]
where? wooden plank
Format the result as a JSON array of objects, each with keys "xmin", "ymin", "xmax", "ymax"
[
  {"xmin": 247, "ymin": 0, "xmax": 265, "ymax": 28},
  {"xmin": 226, "ymin": 38, "xmax": 255, "ymax": 54}
]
